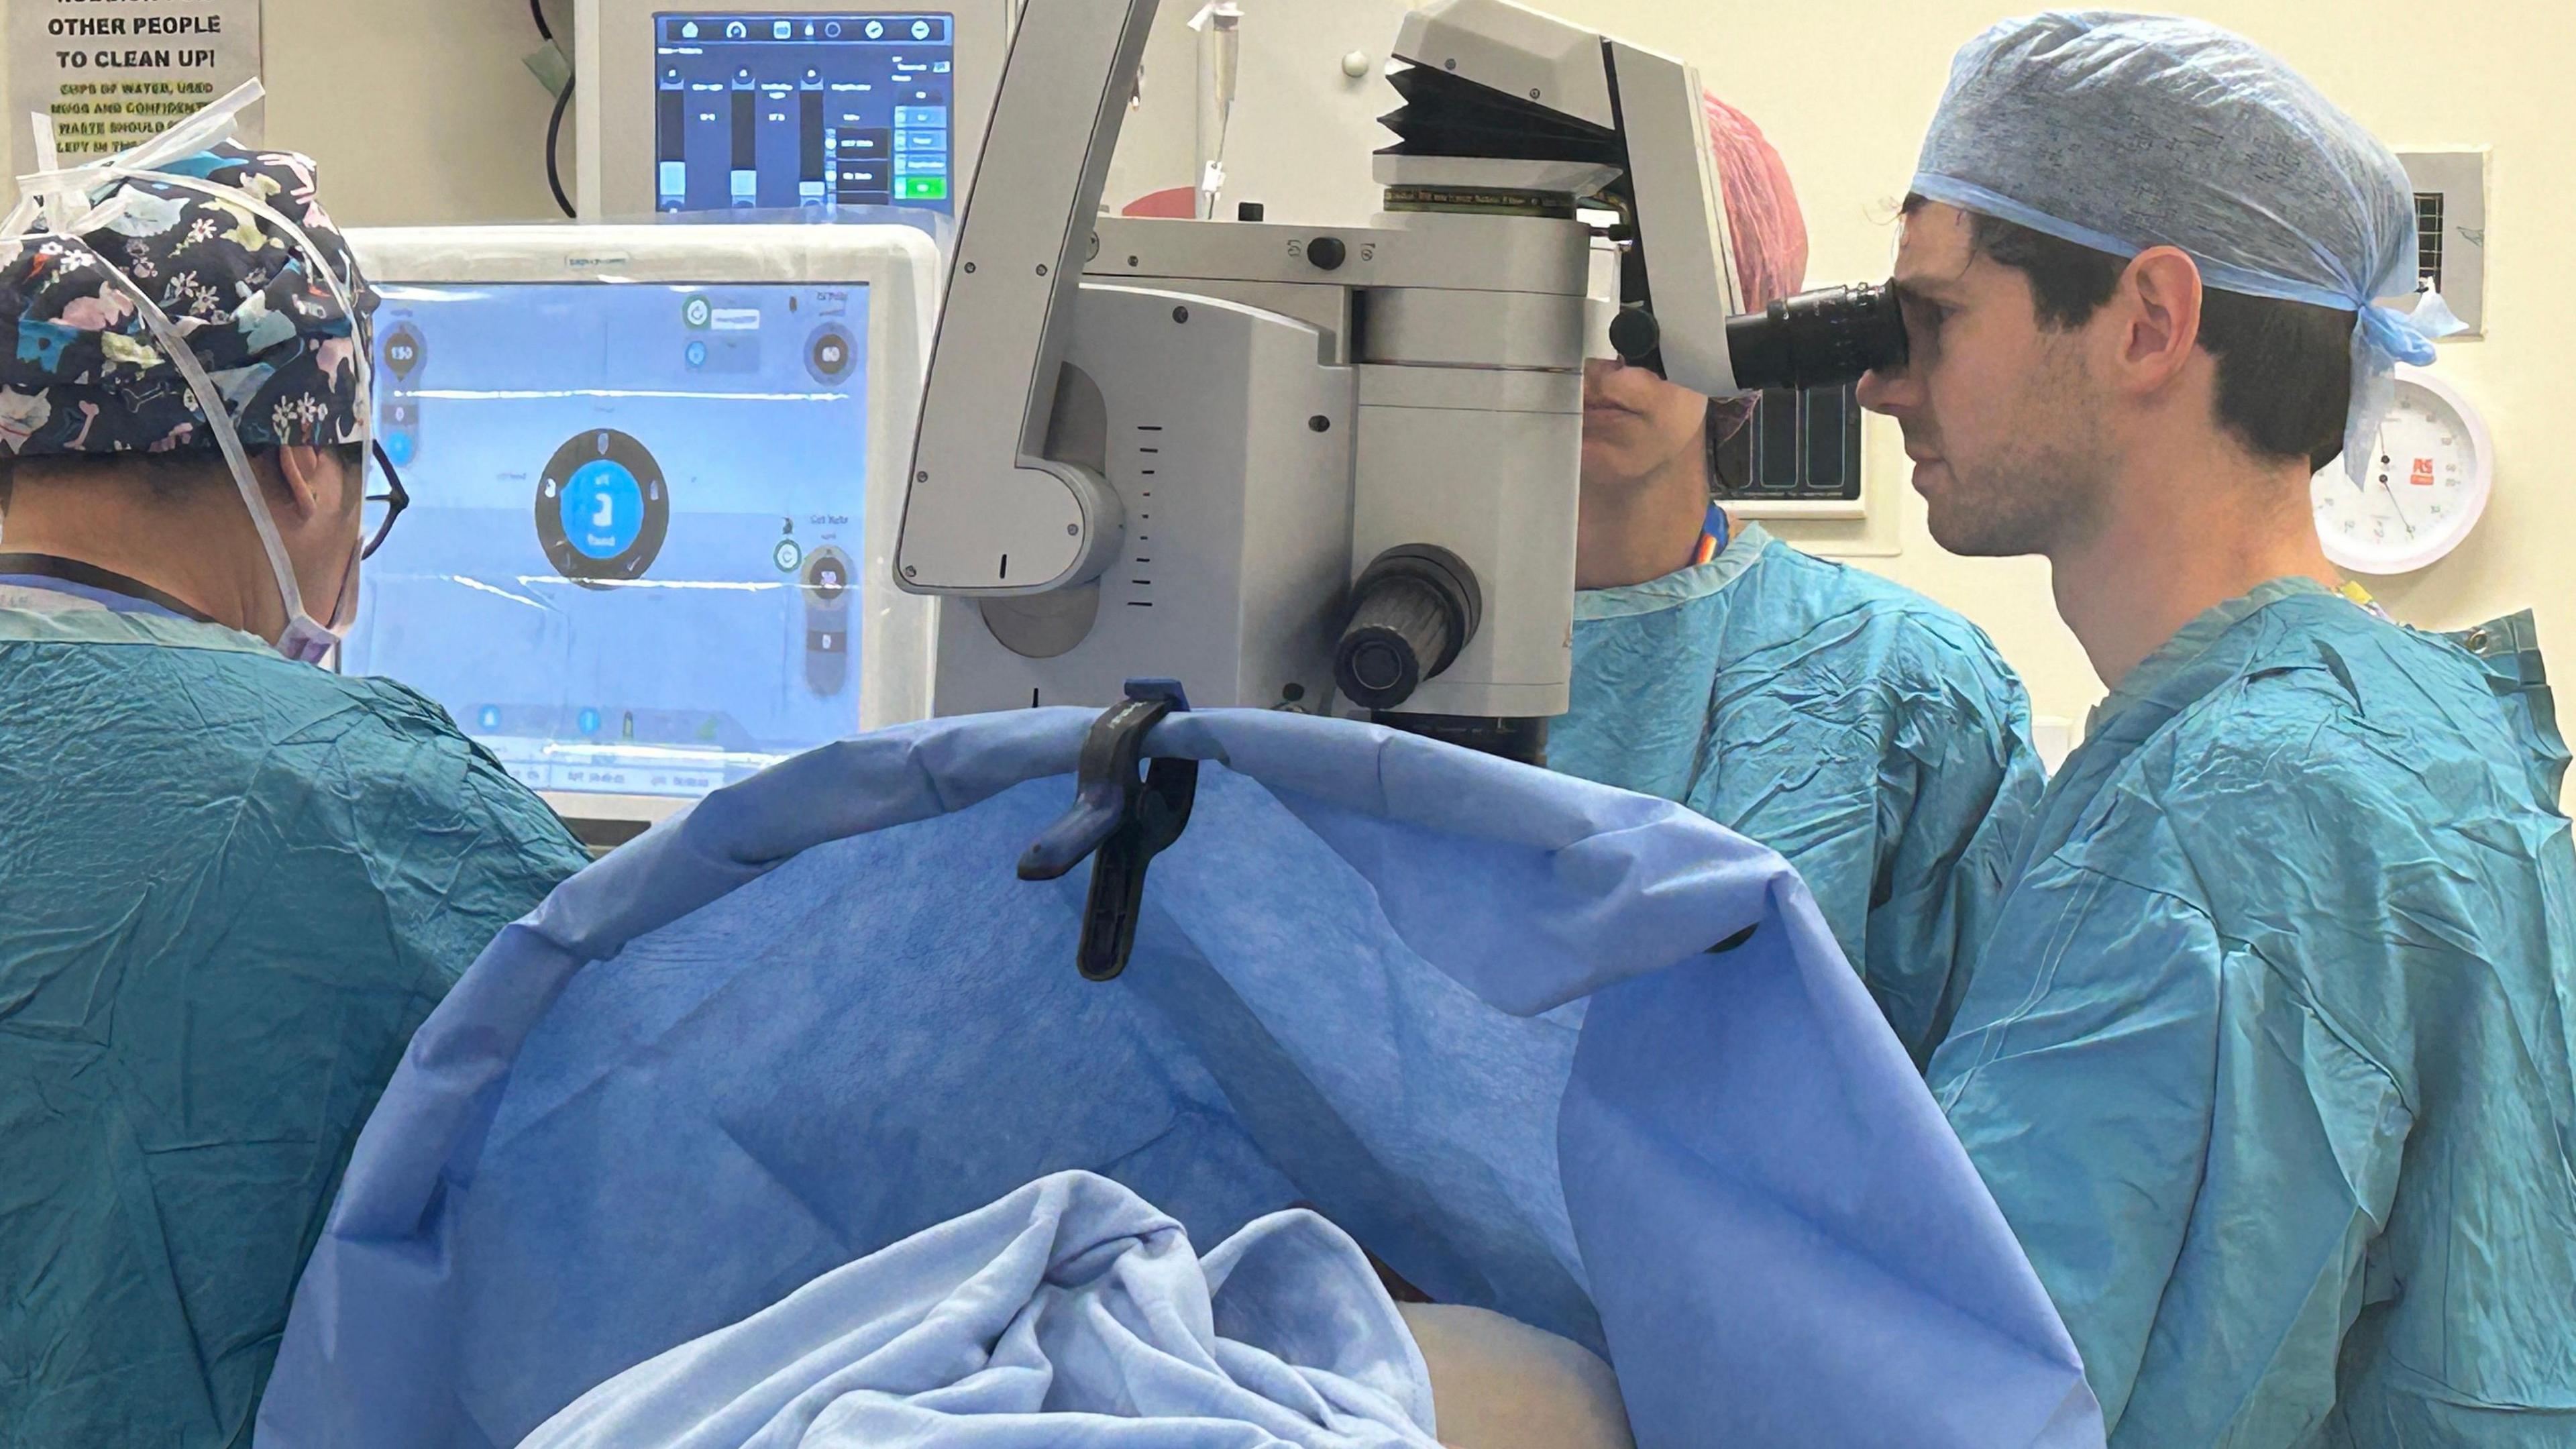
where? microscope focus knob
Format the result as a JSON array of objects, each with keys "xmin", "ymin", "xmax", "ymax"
[
  {"xmin": 1334, "ymin": 545, "xmax": 1483, "ymax": 711},
  {"xmin": 1306, "ymin": 235, "xmax": 1348, "ymax": 271}
]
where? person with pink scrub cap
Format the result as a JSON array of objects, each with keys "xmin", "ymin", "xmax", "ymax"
[{"xmin": 1552, "ymin": 94, "xmax": 2045, "ymax": 1067}]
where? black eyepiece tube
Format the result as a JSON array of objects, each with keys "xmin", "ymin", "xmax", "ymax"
[
  {"xmin": 1723, "ymin": 282, "xmax": 1910, "ymax": 393},
  {"xmin": 1335, "ymin": 545, "xmax": 1483, "ymax": 712}
]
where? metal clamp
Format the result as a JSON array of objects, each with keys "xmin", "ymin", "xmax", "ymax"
[{"xmin": 1017, "ymin": 679, "xmax": 1199, "ymax": 981}]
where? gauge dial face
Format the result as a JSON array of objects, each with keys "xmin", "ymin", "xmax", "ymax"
[{"xmin": 2312, "ymin": 370, "xmax": 2491, "ymax": 576}]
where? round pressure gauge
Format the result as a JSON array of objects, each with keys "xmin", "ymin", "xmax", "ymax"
[{"xmin": 2311, "ymin": 366, "xmax": 2493, "ymax": 576}]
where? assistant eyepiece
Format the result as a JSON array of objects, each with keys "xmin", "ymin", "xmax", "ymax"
[{"xmin": 1334, "ymin": 545, "xmax": 1483, "ymax": 712}]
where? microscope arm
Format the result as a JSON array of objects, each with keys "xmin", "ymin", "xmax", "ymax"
[{"xmin": 896, "ymin": 0, "xmax": 1160, "ymax": 597}]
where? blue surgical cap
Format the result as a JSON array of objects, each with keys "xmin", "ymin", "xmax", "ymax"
[{"xmin": 1912, "ymin": 11, "xmax": 2461, "ymax": 481}]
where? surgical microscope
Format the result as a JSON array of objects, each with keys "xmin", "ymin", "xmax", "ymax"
[{"xmin": 895, "ymin": 0, "xmax": 1907, "ymax": 768}]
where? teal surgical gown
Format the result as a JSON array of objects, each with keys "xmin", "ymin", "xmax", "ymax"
[
  {"xmin": 1931, "ymin": 580, "xmax": 2576, "ymax": 1446},
  {"xmin": 0, "ymin": 598, "xmax": 592, "ymax": 1446},
  {"xmin": 1554, "ymin": 523, "xmax": 2047, "ymax": 1063}
]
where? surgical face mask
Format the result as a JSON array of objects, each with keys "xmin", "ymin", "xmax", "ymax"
[
  {"xmin": 278, "ymin": 535, "xmax": 363, "ymax": 666},
  {"xmin": 9, "ymin": 81, "xmax": 373, "ymax": 664}
]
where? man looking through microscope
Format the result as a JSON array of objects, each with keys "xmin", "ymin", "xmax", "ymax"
[{"xmin": 1556, "ymin": 93, "xmax": 2046, "ymax": 1069}]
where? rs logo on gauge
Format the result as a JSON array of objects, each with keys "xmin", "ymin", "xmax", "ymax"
[{"xmin": 535, "ymin": 429, "xmax": 671, "ymax": 588}]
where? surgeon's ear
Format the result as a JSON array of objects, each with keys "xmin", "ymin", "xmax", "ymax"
[
  {"xmin": 2108, "ymin": 246, "xmax": 2205, "ymax": 395},
  {"xmin": 270, "ymin": 443, "xmax": 349, "ymax": 523}
]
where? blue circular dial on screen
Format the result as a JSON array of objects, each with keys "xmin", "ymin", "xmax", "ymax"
[
  {"xmin": 535, "ymin": 429, "xmax": 669, "ymax": 588},
  {"xmin": 561, "ymin": 460, "xmax": 645, "ymax": 559}
]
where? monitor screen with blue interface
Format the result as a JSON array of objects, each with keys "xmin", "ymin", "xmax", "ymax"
[
  {"xmin": 655, "ymin": 11, "xmax": 956, "ymax": 213},
  {"xmin": 345, "ymin": 280, "xmax": 873, "ymax": 800}
]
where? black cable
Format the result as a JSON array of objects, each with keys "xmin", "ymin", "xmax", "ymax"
[
  {"xmin": 546, "ymin": 78, "xmax": 576, "ymax": 219},
  {"xmin": 533, "ymin": 0, "xmax": 570, "ymax": 217}
]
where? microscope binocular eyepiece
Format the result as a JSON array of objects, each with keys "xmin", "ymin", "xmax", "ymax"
[{"xmin": 1723, "ymin": 281, "xmax": 1910, "ymax": 394}]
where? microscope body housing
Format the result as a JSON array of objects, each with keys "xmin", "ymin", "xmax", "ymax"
[
  {"xmin": 929, "ymin": 208, "xmax": 1591, "ymax": 726},
  {"xmin": 899, "ymin": 0, "xmax": 1746, "ymax": 753}
]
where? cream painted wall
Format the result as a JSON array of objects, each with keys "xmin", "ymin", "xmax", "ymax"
[
  {"xmin": 263, "ymin": 0, "xmax": 576, "ymax": 225},
  {"xmin": 3, "ymin": 0, "xmax": 578, "ymax": 223},
  {"xmin": 11, "ymin": 0, "xmax": 2562, "ymax": 738}
]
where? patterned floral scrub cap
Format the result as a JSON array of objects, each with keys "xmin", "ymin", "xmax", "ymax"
[{"xmin": 0, "ymin": 142, "xmax": 375, "ymax": 461}]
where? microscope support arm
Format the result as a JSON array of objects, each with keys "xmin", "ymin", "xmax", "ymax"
[{"xmin": 896, "ymin": 0, "xmax": 1161, "ymax": 597}]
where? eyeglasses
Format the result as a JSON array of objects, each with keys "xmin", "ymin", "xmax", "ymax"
[{"xmin": 362, "ymin": 439, "xmax": 410, "ymax": 561}]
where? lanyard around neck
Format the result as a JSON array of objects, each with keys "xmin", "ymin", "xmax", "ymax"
[{"xmin": 0, "ymin": 551, "xmax": 217, "ymax": 623}]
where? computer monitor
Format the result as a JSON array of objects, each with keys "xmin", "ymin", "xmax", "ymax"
[
  {"xmin": 341, "ymin": 225, "xmax": 938, "ymax": 834},
  {"xmin": 575, "ymin": 1, "xmax": 1014, "ymax": 219}
]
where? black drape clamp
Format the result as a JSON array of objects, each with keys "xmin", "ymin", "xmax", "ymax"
[{"xmin": 1016, "ymin": 679, "xmax": 1200, "ymax": 982}]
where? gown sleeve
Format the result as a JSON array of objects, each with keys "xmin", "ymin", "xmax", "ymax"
[{"xmin": 1931, "ymin": 849, "xmax": 2408, "ymax": 1444}]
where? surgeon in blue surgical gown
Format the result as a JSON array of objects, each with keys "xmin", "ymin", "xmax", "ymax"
[
  {"xmin": 1555, "ymin": 93, "xmax": 2046, "ymax": 1065},
  {"xmin": 0, "ymin": 136, "xmax": 592, "ymax": 1445},
  {"xmin": 1864, "ymin": 14, "xmax": 2576, "ymax": 1444}
]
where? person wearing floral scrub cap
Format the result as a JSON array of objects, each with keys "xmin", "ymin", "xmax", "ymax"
[
  {"xmin": 1552, "ymin": 93, "xmax": 2046, "ymax": 1068},
  {"xmin": 0, "ymin": 137, "xmax": 592, "ymax": 1443}
]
